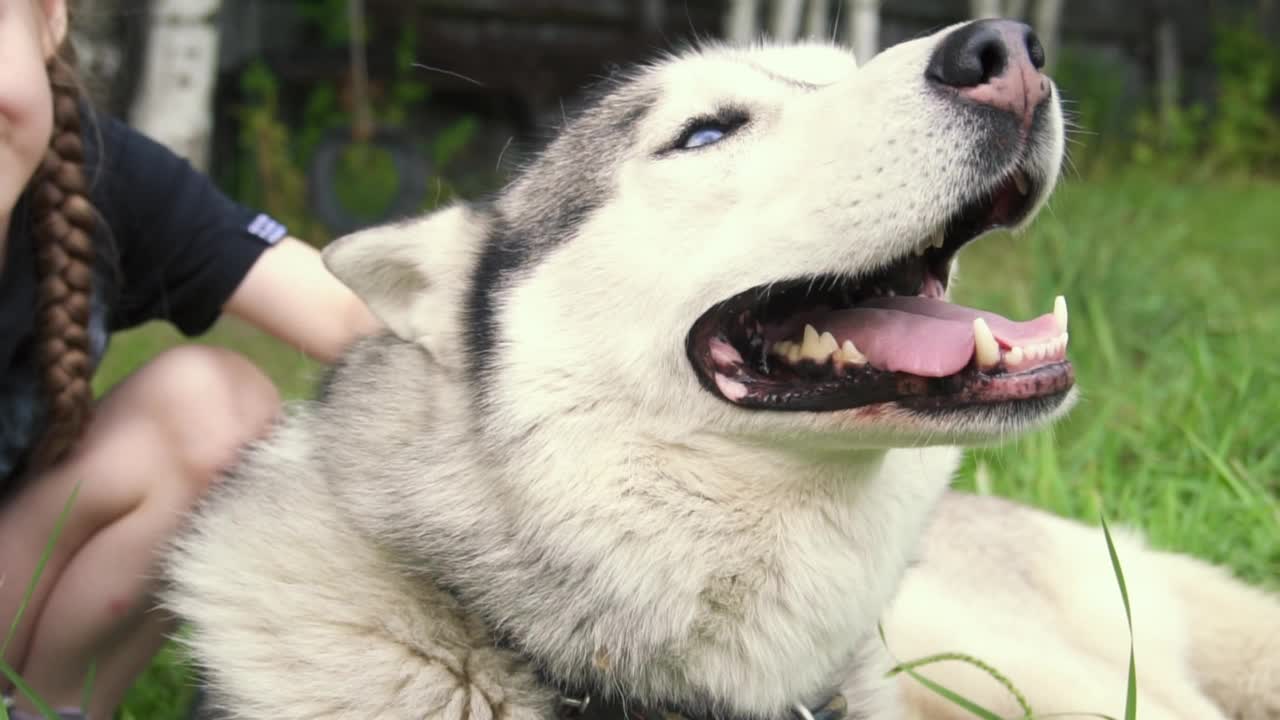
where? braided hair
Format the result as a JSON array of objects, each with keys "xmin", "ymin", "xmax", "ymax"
[{"xmin": 26, "ymin": 49, "xmax": 96, "ymax": 472}]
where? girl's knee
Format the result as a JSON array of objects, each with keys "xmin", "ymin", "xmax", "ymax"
[
  {"xmin": 128, "ymin": 345, "xmax": 281, "ymax": 490},
  {"xmin": 6, "ymin": 346, "xmax": 281, "ymax": 542}
]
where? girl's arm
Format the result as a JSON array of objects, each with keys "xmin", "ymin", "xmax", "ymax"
[{"xmin": 224, "ymin": 236, "xmax": 382, "ymax": 364}]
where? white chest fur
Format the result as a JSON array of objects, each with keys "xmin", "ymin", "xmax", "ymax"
[{"xmin": 459, "ymin": 438, "xmax": 960, "ymax": 718}]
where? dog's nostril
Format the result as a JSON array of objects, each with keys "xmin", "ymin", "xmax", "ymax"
[
  {"xmin": 978, "ymin": 43, "xmax": 1005, "ymax": 82},
  {"xmin": 1025, "ymin": 29, "xmax": 1046, "ymax": 70},
  {"xmin": 927, "ymin": 19, "xmax": 1044, "ymax": 89}
]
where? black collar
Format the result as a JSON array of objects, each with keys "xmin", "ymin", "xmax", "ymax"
[{"xmin": 551, "ymin": 684, "xmax": 850, "ymax": 720}]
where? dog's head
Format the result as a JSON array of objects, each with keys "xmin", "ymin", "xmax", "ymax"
[{"xmin": 326, "ymin": 19, "xmax": 1073, "ymax": 451}]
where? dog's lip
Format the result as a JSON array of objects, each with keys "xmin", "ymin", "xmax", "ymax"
[
  {"xmin": 686, "ymin": 281, "xmax": 1074, "ymax": 413},
  {"xmin": 703, "ymin": 357, "xmax": 1075, "ymax": 413}
]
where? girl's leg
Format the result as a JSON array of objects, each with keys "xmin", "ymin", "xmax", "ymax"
[{"xmin": 0, "ymin": 346, "xmax": 280, "ymax": 717}]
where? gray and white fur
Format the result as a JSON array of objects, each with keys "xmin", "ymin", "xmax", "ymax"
[{"xmin": 163, "ymin": 21, "xmax": 1280, "ymax": 720}]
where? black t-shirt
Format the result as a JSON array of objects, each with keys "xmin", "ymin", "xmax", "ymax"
[{"xmin": 0, "ymin": 112, "xmax": 288, "ymax": 486}]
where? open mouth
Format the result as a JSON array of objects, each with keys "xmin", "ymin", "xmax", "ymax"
[{"xmin": 687, "ymin": 170, "xmax": 1074, "ymax": 413}]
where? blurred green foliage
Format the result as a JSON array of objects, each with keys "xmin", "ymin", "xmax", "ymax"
[
  {"xmin": 1059, "ymin": 14, "xmax": 1280, "ymax": 179},
  {"xmin": 231, "ymin": 4, "xmax": 478, "ymax": 244}
]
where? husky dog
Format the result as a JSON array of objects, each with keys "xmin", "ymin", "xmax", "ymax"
[{"xmin": 164, "ymin": 19, "xmax": 1280, "ymax": 720}]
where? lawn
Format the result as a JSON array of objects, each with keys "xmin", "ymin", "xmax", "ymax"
[{"xmin": 96, "ymin": 168, "xmax": 1278, "ymax": 717}]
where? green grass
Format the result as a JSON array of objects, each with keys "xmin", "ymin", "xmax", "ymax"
[
  {"xmin": 949, "ymin": 169, "xmax": 1280, "ymax": 586},
  {"xmin": 51, "ymin": 168, "xmax": 1280, "ymax": 716}
]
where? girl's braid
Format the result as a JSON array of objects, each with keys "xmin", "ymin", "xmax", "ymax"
[{"xmin": 27, "ymin": 53, "xmax": 96, "ymax": 472}]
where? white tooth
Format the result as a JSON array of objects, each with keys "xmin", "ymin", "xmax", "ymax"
[
  {"xmin": 1014, "ymin": 171, "xmax": 1029, "ymax": 196},
  {"xmin": 931, "ymin": 229, "xmax": 946, "ymax": 249},
  {"xmin": 772, "ymin": 341, "xmax": 793, "ymax": 356},
  {"xmin": 1054, "ymin": 295, "xmax": 1068, "ymax": 333},
  {"xmin": 973, "ymin": 318, "xmax": 1000, "ymax": 370},
  {"xmin": 818, "ymin": 331, "xmax": 840, "ymax": 359},
  {"xmin": 786, "ymin": 345, "xmax": 803, "ymax": 364},
  {"xmin": 1031, "ymin": 343, "xmax": 1046, "ymax": 361},
  {"xmin": 840, "ymin": 340, "xmax": 867, "ymax": 365},
  {"xmin": 1006, "ymin": 346, "xmax": 1025, "ymax": 367},
  {"xmin": 800, "ymin": 324, "xmax": 828, "ymax": 361}
]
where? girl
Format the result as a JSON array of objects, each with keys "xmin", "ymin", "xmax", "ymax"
[{"xmin": 0, "ymin": 1, "xmax": 381, "ymax": 717}]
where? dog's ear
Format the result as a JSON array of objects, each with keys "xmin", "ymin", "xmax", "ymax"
[{"xmin": 323, "ymin": 204, "xmax": 485, "ymax": 370}]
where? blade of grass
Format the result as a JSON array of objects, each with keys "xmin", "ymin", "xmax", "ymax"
[
  {"xmin": 899, "ymin": 667, "xmax": 1008, "ymax": 720},
  {"xmin": 1, "ymin": 481, "xmax": 82, "ymax": 659},
  {"xmin": 878, "ymin": 624, "xmax": 1029, "ymax": 719},
  {"xmin": 0, "ymin": 659, "xmax": 61, "ymax": 720},
  {"xmin": 1099, "ymin": 514, "xmax": 1138, "ymax": 720},
  {"xmin": 1029, "ymin": 707, "xmax": 1121, "ymax": 712},
  {"xmin": 888, "ymin": 652, "xmax": 1033, "ymax": 718},
  {"xmin": 1084, "ymin": 297, "xmax": 1120, "ymax": 374},
  {"xmin": 80, "ymin": 659, "xmax": 96, "ymax": 715},
  {"xmin": 1180, "ymin": 424, "xmax": 1267, "ymax": 512}
]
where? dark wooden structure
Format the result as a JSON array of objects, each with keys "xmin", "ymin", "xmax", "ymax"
[{"xmin": 199, "ymin": 0, "xmax": 1276, "ymax": 187}]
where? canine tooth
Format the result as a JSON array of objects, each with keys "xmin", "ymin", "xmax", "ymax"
[
  {"xmin": 818, "ymin": 331, "xmax": 840, "ymax": 357},
  {"xmin": 800, "ymin": 324, "xmax": 830, "ymax": 362},
  {"xmin": 1054, "ymin": 295, "xmax": 1068, "ymax": 332},
  {"xmin": 840, "ymin": 340, "xmax": 867, "ymax": 365},
  {"xmin": 1014, "ymin": 171, "xmax": 1029, "ymax": 196},
  {"xmin": 973, "ymin": 318, "xmax": 999, "ymax": 370},
  {"xmin": 930, "ymin": 229, "xmax": 945, "ymax": 249},
  {"xmin": 1006, "ymin": 346, "xmax": 1024, "ymax": 366}
]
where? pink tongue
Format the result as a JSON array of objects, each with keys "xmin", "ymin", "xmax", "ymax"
[{"xmin": 818, "ymin": 296, "xmax": 1061, "ymax": 377}]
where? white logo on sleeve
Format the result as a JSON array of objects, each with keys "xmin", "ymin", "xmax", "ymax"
[{"xmin": 247, "ymin": 214, "xmax": 288, "ymax": 244}]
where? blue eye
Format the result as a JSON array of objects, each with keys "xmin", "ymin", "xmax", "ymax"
[
  {"xmin": 682, "ymin": 126, "xmax": 726, "ymax": 149},
  {"xmin": 667, "ymin": 111, "xmax": 749, "ymax": 154}
]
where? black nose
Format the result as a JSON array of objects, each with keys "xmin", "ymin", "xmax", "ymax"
[{"xmin": 927, "ymin": 19, "xmax": 1046, "ymax": 88}]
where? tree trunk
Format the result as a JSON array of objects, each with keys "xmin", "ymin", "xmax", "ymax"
[
  {"xmin": 970, "ymin": 0, "xmax": 1002, "ymax": 18},
  {"xmin": 725, "ymin": 0, "xmax": 761, "ymax": 43},
  {"xmin": 847, "ymin": 0, "xmax": 881, "ymax": 64},
  {"xmin": 129, "ymin": 0, "xmax": 223, "ymax": 171},
  {"xmin": 641, "ymin": 0, "xmax": 664, "ymax": 33},
  {"xmin": 770, "ymin": 0, "xmax": 805, "ymax": 42},
  {"xmin": 1033, "ymin": 0, "xmax": 1065, "ymax": 72},
  {"xmin": 1155, "ymin": 11, "xmax": 1181, "ymax": 136},
  {"xmin": 68, "ymin": 0, "xmax": 150, "ymax": 116},
  {"xmin": 1003, "ymin": 0, "xmax": 1029, "ymax": 19},
  {"xmin": 804, "ymin": 0, "xmax": 831, "ymax": 40}
]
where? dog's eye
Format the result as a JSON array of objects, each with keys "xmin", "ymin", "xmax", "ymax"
[
  {"xmin": 671, "ymin": 110, "xmax": 749, "ymax": 153},
  {"xmin": 682, "ymin": 126, "xmax": 727, "ymax": 149}
]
